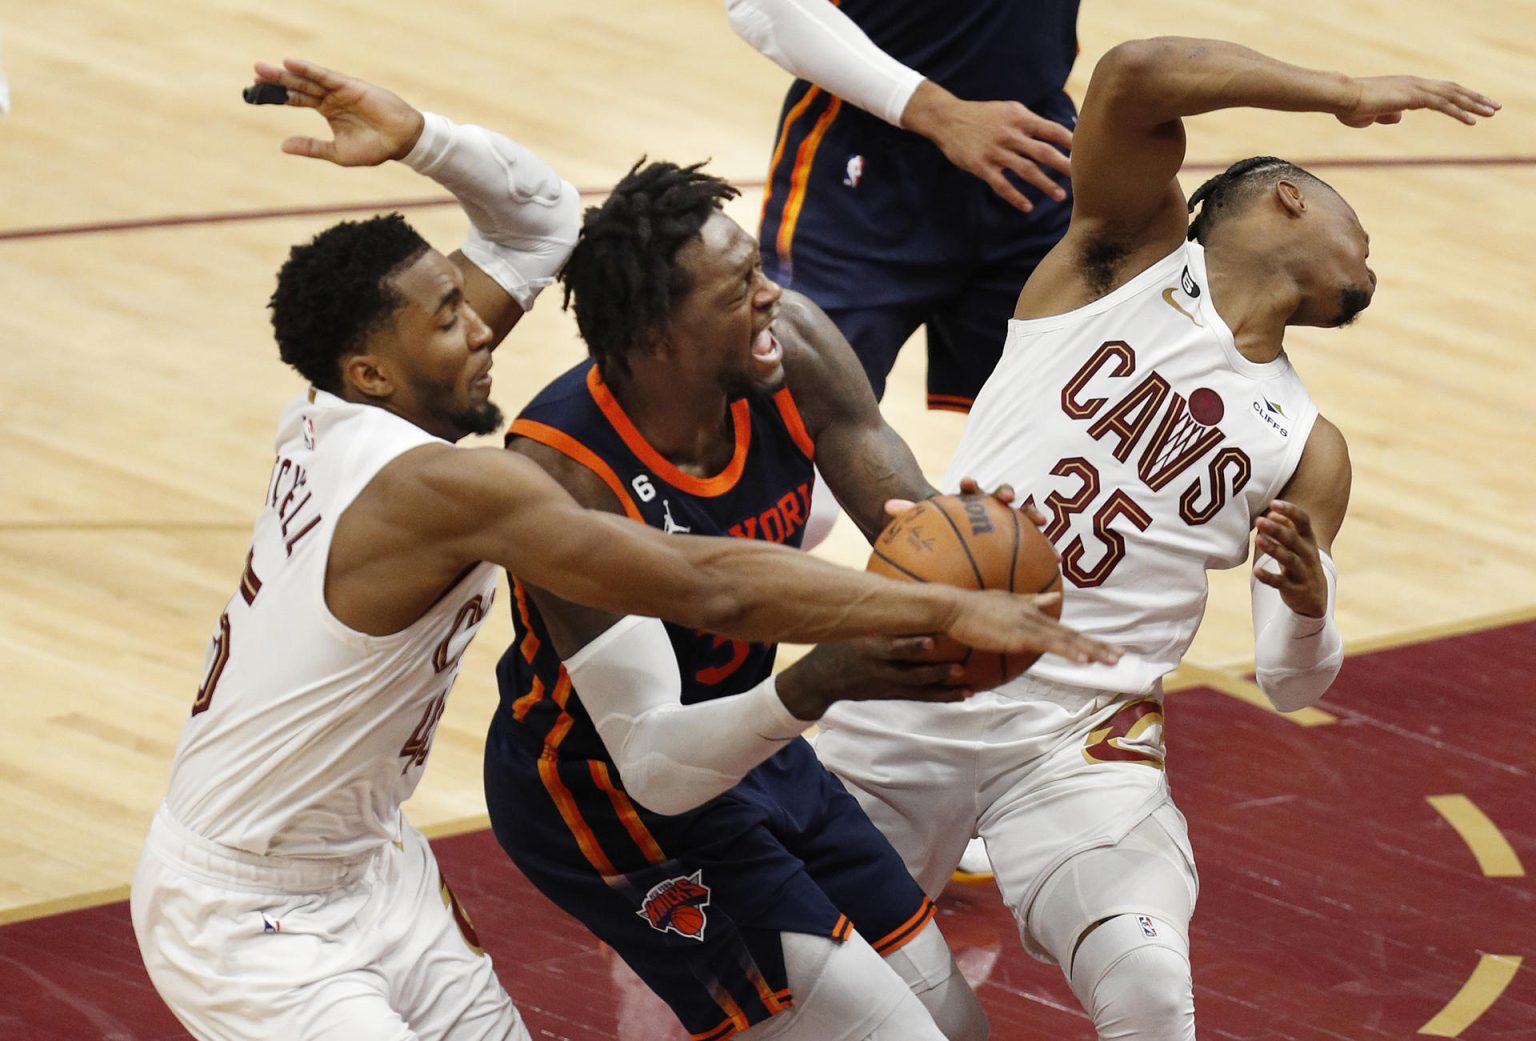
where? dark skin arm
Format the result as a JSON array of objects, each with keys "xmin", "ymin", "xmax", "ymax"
[
  {"xmin": 773, "ymin": 291, "xmax": 937, "ymax": 540},
  {"xmin": 1016, "ymin": 37, "xmax": 1499, "ymax": 320}
]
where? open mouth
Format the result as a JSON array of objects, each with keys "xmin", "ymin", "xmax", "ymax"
[{"xmin": 750, "ymin": 327, "xmax": 783, "ymax": 373}]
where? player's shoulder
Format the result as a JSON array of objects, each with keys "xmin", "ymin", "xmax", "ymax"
[
  {"xmin": 1291, "ymin": 414, "xmax": 1352, "ymax": 496},
  {"xmin": 505, "ymin": 431, "xmax": 630, "ymax": 516}
]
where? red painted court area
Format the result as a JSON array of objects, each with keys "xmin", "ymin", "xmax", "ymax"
[{"xmin": 3, "ymin": 622, "xmax": 1532, "ymax": 1040}]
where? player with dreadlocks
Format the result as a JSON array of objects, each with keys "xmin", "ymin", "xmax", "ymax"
[
  {"xmin": 810, "ymin": 36, "xmax": 1498, "ymax": 1041},
  {"xmin": 481, "ymin": 157, "xmax": 1044, "ymax": 1040}
]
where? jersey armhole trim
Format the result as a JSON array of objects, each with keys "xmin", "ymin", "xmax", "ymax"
[
  {"xmin": 507, "ymin": 418, "xmax": 645, "ymax": 521},
  {"xmin": 772, "ymin": 387, "xmax": 816, "ymax": 460}
]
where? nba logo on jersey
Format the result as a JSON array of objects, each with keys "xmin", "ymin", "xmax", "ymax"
[
  {"xmin": 302, "ymin": 416, "xmax": 316, "ymax": 449},
  {"xmin": 1137, "ymin": 914, "xmax": 1158, "ymax": 938},
  {"xmin": 843, "ymin": 154, "xmax": 864, "ymax": 188},
  {"xmin": 637, "ymin": 871, "xmax": 712, "ymax": 940}
]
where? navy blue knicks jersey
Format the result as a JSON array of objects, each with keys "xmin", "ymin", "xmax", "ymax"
[
  {"xmin": 484, "ymin": 361, "xmax": 935, "ymax": 1039},
  {"xmin": 495, "ymin": 359, "xmax": 815, "ymax": 759}
]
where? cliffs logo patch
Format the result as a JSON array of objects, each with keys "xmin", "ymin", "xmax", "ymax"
[
  {"xmin": 638, "ymin": 871, "xmax": 712, "ymax": 940},
  {"xmin": 1252, "ymin": 395, "xmax": 1291, "ymax": 438}
]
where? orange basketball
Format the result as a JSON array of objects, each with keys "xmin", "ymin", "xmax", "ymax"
[{"xmin": 867, "ymin": 494, "xmax": 1062, "ymax": 689}]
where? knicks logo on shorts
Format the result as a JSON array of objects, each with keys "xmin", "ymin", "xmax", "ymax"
[{"xmin": 637, "ymin": 871, "xmax": 712, "ymax": 940}]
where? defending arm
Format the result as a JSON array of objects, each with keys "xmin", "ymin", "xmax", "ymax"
[
  {"xmin": 726, "ymin": 0, "xmax": 923, "ymax": 126},
  {"xmin": 565, "ymin": 616, "xmax": 808, "ymax": 815},
  {"xmin": 400, "ymin": 112, "xmax": 581, "ymax": 310},
  {"xmin": 1251, "ymin": 550, "xmax": 1342, "ymax": 712}
]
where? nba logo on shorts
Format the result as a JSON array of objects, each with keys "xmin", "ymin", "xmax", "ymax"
[
  {"xmin": 638, "ymin": 871, "xmax": 712, "ymax": 940},
  {"xmin": 843, "ymin": 154, "xmax": 864, "ymax": 188},
  {"xmin": 1137, "ymin": 914, "xmax": 1158, "ymax": 938}
]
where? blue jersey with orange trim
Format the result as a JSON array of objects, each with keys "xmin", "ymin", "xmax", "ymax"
[
  {"xmin": 494, "ymin": 360, "xmax": 815, "ymax": 760},
  {"xmin": 483, "ymin": 361, "xmax": 935, "ymax": 1039}
]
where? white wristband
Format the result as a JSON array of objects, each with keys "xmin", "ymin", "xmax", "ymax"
[
  {"xmin": 1251, "ymin": 550, "xmax": 1342, "ymax": 712},
  {"xmin": 400, "ymin": 111, "xmax": 580, "ymax": 310}
]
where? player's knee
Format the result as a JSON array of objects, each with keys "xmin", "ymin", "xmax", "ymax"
[
  {"xmin": 1067, "ymin": 915, "xmax": 1194, "ymax": 1041},
  {"xmin": 882, "ymin": 922, "xmax": 988, "ymax": 1041}
]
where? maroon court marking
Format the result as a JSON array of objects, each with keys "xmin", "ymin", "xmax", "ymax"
[{"xmin": 3, "ymin": 620, "xmax": 1532, "ymax": 1040}]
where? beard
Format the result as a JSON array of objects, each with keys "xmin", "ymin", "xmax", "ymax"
[
  {"xmin": 719, "ymin": 359, "xmax": 787, "ymax": 402},
  {"xmin": 453, "ymin": 400, "xmax": 506, "ymax": 437},
  {"xmin": 1333, "ymin": 286, "xmax": 1372, "ymax": 328}
]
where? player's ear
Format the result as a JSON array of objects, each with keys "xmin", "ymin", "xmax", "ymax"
[
  {"xmin": 1275, "ymin": 179, "xmax": 1307, "ymax": 218},
  {"xmin": 340, "ymin": 351, "xmax": 395, "ymax": 400}
]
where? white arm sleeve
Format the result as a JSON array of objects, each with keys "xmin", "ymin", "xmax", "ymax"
[
  {"xmin": 563, "ymin": 616, "xmax": 809, "ymax": 815},
  {"xmin": 1251, "ymin": 550, "xmax": 1343, "ymax": 712},
  {"xmin": 399, "ymin": 112, "xmax": 581, "ymax": 310},
  {"xmin": 726, "ymin": 0, "xmax": 924, "ymax": 126}
]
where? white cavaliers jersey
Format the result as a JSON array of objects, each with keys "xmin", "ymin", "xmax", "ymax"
[
  {"xmin": 945, "ymin": 239, "xmax": 1317, "ymax": 695},
  {"xmin": 161, "ymin": 389, "xmax": 498, "ymax": 858}
]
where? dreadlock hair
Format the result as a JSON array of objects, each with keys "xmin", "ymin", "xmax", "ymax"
[
  {"xmin": 269, "ymin": 213, "xmax": 430, "ymax": 392},
  {"xmin": 560, "ymin": 159, "xmax": 741, "ymax": 381},
  {"xmin": 1186, "ymin": 156, "xmax": 1332, "ymax": 243}
]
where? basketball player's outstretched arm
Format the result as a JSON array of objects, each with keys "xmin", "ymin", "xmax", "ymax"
[
  {"xmin": 1020, "ymin": 38, "xmax": 1502, "ymax": 316},
  {"xmin": 250, "ymin": 58, "xmax": 580, "ymax": 344},
  {"xmin": 461, "ymin": 437, "xmax": 1111, "ymax": 815},
  {"xmin": 407, "ymin": 442, "xmax": 1117, "ymax": 661}
]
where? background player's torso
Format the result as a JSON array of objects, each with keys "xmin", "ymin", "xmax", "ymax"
[
  {"xmin": 162, "ymin": 391, "xmax": 498, "ymax": 857},
  {"xmin": 945, "ymin": 240, "xmax": 1319, "ymax": 694}
]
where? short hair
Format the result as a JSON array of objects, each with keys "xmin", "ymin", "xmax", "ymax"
[
  {"xmin": 268, "ymin": 214, "xmax": 430, "ymax": 392},
  {"xmin": 560, "ymin": 159, "xmax": 740, "ymax": 381},
  {"xmin": 1187, "ymin": 156, "xmax": 1332, "ymax": 243}
]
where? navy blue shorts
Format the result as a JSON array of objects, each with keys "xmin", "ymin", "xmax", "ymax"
[
  {"xmin": 484, "ymin": 731, "xmax": 934, "ymax": 1040},
  {"xmin": 759, "ymin": 91, "xmax": 1076, "ymax": 409}
]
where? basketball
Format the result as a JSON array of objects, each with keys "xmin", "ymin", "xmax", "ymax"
[{"xmin": 867, "ymin": 494, "xmax": 1062, "ymax": 689}]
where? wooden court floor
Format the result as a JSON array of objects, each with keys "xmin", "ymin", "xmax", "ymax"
[{"xmin": 1, "ymin": 0, "xmax": 1533, "ymax": 1034}]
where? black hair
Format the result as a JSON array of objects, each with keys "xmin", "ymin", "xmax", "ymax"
[
  {"xmin": 1187, "ymin": 156, "xmax": 1332, "ymax": 243},
  {"xmin": 268, "ymin": 213, "xmax": 430, "ymax": 392},
  {"xmin": 560, "ymin": 159, "xmax": 740, "ymax": 381}
]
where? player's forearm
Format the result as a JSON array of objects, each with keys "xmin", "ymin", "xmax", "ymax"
[
  {"xmin": 661, "ymin": 536, "xmax": 965, "ymax": 645},
  {"xmin": 726, "ymin": 0, "xmax": 923, "ymax": 126},
  {"xmin": 1096, "ymin": 37, "xmax": 1357, "ymax": 126},
  {"xmin": 399, "ymin": 112, "xmax": 581, "ymax": 311}
]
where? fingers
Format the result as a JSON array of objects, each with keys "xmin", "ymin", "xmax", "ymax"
[
  {"xmin": 1266, "ymin": 500, "xmax": 1315, "ymax": 541},
  {"xmin": 883, "ymin": 497, "xmax": 918, "ymax": 519},
  {"xmin": 885, "ymin": 635, "xmax": 939, "ymax": 659},
  {"xmin": 280, "ymin": 135, "xmax": 336, "ymax": 162},
  {"xmin": 955, "ymin": 477, "xmax": 1014, "ymax": 504},
  {"xmin": 1001, "ymin": 151, "xmax": 1068, "ymax": 201},
  {"xmin": 1045, "ymin": 626, "xmax": 1121, "ymax": 666},
  {"xmin": 984, "ymin": 170, "xmax": 1034, "ymax": 214}
]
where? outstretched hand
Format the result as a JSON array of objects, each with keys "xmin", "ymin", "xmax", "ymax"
[
  {"xmin": 1252, "ymin": 500, "xmax": 1327, "ymax": 616},
  {"xmin": 1336, "ymin": 75, "xmax": 1500, "ymax": 128},
  {"xmin": 251, "ymin": 58, "xmax": 425, "ymax": 166},
  {"xmin": 900, "ymin": 81, "xmax": 1072, "ymax": 214}
]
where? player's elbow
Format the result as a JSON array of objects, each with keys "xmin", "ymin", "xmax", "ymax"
[
  {"xmin": 1255, "ymin": 656, "xmax": 1342, "ymax": 713},
  {"xmin": 1092, "ymin": 38, "xmax": 1186, "ymax": 106}
]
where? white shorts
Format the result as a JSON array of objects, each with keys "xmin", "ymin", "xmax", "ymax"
[
  {"xmin": 130, "ymin": 806, "xmax": 529, "ymax": 1041},
  {"xmin": 815, "ymin": 676, "xmax": 1196, "ymax": 961}
]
